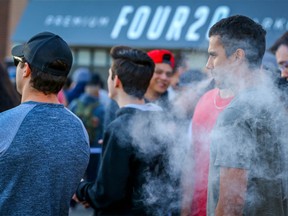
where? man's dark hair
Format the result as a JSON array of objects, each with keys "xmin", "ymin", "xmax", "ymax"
[
  {"xmin": 110, "ymin": 46, "xmax": 155, "ymax": 99},
  {"xmin": 209, "ymin": 15, "xmax": 266, "ymax": 69},
  {"xmin": 20, "ymin": 60, "xmax": 68, "ymax": 94},
  {"xmin": 269, "ymin": 31, "xmax": 288, "ymax": 54}
]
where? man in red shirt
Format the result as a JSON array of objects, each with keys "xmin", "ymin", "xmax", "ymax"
[{"xmin": 188, "ymin": 87, "xmax": 233, "ymax": 216}]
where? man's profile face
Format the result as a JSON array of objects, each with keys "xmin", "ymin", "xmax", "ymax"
[
  {"xmin": 275, "ymin": 44, "xmax": 288, "ymax": 79},
  {"xmin": 148, "ymin": 63, "xmax": 173, "ymax": 95},
  {"xmin": 107, "ymin": 68, "xmax": 116, "ymax": 99},
  {"xmin": 206, "ymin": 35, "xmax": 236, "ymax": 89},
  {"xmin": 15, "ymin": 60, "xmax": 26, "ymax": 95}
]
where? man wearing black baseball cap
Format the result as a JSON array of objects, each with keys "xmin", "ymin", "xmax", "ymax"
[{"xmin": 0, "ymin": 32, "xmax": 90, "ymax": 215}]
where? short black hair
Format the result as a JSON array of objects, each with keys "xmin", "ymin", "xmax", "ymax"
[
  {"xmin": 269, "ymin": 31, "xmax": 288, "ymax": 54},
  {"xmin": 209, "ymin": 15, "xmax": 266, "ymax": 69},
  {"xmin": 21, "ymin": 60, "xmax": 68, "ymax": 95},
  {"xmin": 110, "ymin": 46, "xmax": 155, "ymax": 99}
]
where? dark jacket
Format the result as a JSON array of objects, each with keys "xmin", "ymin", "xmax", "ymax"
[{"xmin": 76, "ymin": 107, "xmax": 170, "ymax": 215}]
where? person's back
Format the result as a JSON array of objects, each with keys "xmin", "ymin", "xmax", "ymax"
[
  {"xmin": 91, "ymin": 105, "xmax": 167, "ymax": 215},
  {"xmin": 74, "ymin": 46, "xmax": 177, "ymax": 215},
  {"xmin": 69, "ymin": 74, "xmax": 105, "ymax": 146},
  {"xmin": 1, "ymin": 31, "xmax": 90, "ymax": 215},
  {"xmin": 0, "ymin": 102, "xmax": 89, "ymax": 215},
  {"xmin": 65, "ymin": 67, "xmax": 91, "ymax": 104}
]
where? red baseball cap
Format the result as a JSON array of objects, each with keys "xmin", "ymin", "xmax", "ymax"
[{"xmin": 147, "ymin": 49, "xmax": 175, "ymax": 69}]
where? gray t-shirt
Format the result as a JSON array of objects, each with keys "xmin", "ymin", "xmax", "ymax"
[
  {"xmin": 0, "ymin": 101, "xmax": 90, "ymax": 216},
  {"xmin": 208, "ymin": 87, "xmax": 288, "ymax": 216}
]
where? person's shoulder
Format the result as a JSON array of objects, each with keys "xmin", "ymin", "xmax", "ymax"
[
  {"xmin": 107, "ymin": 107, "xmax": 146, "ymax": 130},
  {"xmin": 64, "ymin": 107, "xmax": 84, "ymax": 121},
  {"xmin": 0, "ymin": 102, "xmax": 37, "ymax": 118},
  {"xmin": 105, "ymin": 109, "xmax": 128, "ymax": 128},
  {"xmin": 116, "ymin": 107, "xmax": 138, "ymax": 117},
  {"xmin": 216, "ymin": 101, "xmax": 245, "ymax": 127},
  {"xmin": 0, "ymin": 103, "xmax": 37, "ymax": 137},
  {"xmin": 193, "ymin": 88, "xmax": 218, "ymax": 111},
  {"xmin": 0, "ymin": 105, "xmax": 21, "ymax": 122}
]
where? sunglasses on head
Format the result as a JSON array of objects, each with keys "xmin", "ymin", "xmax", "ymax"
[{"xmin": 13, "ymin": 56, "xmax": 25, "ymax": 67}]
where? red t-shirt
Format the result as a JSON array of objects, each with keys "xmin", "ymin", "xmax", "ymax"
[{"xmin": 190, "ymin": 88, "xmax": 233, "ymax": 216}]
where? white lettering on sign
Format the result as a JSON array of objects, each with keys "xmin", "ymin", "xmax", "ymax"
[
  {"xmin": 111, "ymin": 5, "xmax": 288, "ymax": 42},
  {"xmin": 147, "ymin": 6, "xmax": 171, "ymax": 40},
  {"xmin": 256, "ymin": 17, "xmax": 288, "ymax": 31},
  {"xmin": 44, "ymin": 15, "xmax": 109, "ymax": 28},
  {"xmin": 128, "ymin": 6, "xmax": 151, "ymax": 39},
  {"xmin": 274, "ymin": 18, "xmax": 286, "ymax": 30},
  {"xmin": 261, "ymin": 17, "xmax": 273, "ymax": 29},
  {"xmin": 186, "ymin": 6, "xmax": 209, "ymax": 41},
  {"xmin": 111, "ymin": 5, "xmax": 231, "ymax": 42},
  {"xmin": 166, "ymin": 6, "xmax": 190, "ymax": 41},
  {"xmin": 111, "ymin": 6, "xmax": 134, "ymax": 39}
]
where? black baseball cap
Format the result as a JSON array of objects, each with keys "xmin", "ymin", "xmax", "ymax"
[{"xmin": 11, "ymin": 32, "xmax": 73, "ymax": 76}]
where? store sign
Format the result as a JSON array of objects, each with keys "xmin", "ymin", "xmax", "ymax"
[
  {"xmin": 44, "ymin": 15, "xmax": 110, "ymax": 28},
  {"xmin": 111, "ymin": 5, "xmax": 229, "ymax": 41},
  {"xmin": 12, "ymin": 0, "xmax": 288, "ymax": 49}
]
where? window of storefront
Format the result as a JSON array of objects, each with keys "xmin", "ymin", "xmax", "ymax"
[
  {"xmin": 93, "ymin": 49, "xmax": 108, "ymax": 67},
  {"xmin": 77, "ymin": 49, "xmax": 91, "ymax": 66}
]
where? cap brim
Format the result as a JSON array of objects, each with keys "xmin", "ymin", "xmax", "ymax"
[{"xmin": 11, "ymin": 44, "xmax": 24, "ymax": 57}]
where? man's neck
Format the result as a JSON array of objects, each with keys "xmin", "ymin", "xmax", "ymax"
[
  {"xmin": 219, "ymin": 88, "xmax": 234, "ymax": 99},
  {"xmin": 21, "ymin": 88, "xmax": 59, "ymax": 104},
  {"xmin": 232, "ymin": 67, "xmax": 260, "ymax": 94},
  {"xmin": 115, "ymin": 95, "xmax": 145, "ymax": 108}
]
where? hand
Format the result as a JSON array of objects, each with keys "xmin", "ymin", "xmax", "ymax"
[
  {"xmin": 80, "ymin": 201, "xmax": 91, "ymax": 208},
  {"xmin": 72, "ymin": 194, "xmax": 91, "ymax": 208},
  {"xmin": 72, "ymin": 194, "xmax": 80, "ymax": 203}
]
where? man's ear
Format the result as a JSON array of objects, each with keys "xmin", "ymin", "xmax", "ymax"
[
  {"xmin": 234, "ymin": 48, "xmax": 245, "ymax": 62},
  {"xmin": 114, "ymin": 75, "xmax": 122, "ymax": 88},
  {"xmin": 23, "ymin": 63, "xmax": 31, "ymax": 78}
]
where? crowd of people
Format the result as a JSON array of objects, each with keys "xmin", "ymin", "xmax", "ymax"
[{"xmin": 1, "ymin": 14, "xmax": 288, "ymax": 216}]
